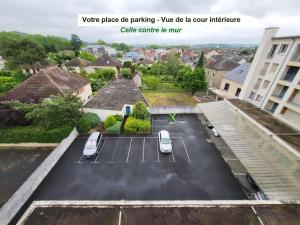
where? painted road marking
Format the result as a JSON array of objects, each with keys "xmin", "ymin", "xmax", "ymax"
[
  {"xmin": 92, "ymin": 138, "xmax": 107, "ymax": 163},
  {"xmin": 126, "ymin": 138, "xmax": 132, "ymax": 163},
  {"xmin": 109, "ymin": 138, "xmax": 120, "ymax": 163},
  {"xmin": 181, "ymin": 137, "xmax": 191, "ymax": 162},
  {"xmin": 142, "ymin": 137, "xmax": 145, "ymax": 163}
]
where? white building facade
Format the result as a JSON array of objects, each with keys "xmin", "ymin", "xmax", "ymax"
[{"xmin": 240, "ymin": 27, "xmax": 300, "ymax": 129}]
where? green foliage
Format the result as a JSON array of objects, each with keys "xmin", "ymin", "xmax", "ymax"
[
  {"xmin": 196, "ymin": 51, "xmax": 204, "ymax": 68},
  {"xmin": 149, "ymin": 63, "xmax": 166, "ymax": 76},
  {"xmin": 8, "ymin": 101, "xmax": 38, "ymax": 114},
  {"xmin": 143, "ymin": 76, "xmax": 160, "ymax": 90},
  {"xmin": 123, "ymin": 61, "xmax": 132, "ymax": 68},
  {"xmin": 104, "ymin": 115, "xmax": 116, "ymax": 129},
  {"xmin": 113, "ymin": 114, "xmax": 123, "ymax": 122},
  {"xmin": 180, "ymin": 67, "xmax": 207, "ymax": 94},
  {"xmin": 0, "ymin": 125, "xmax": 73, "ymax": 143},
  {"xmin": 132, "ymin": 102, "xmax": 149, "ymax": 120},
  {"xmin": 96, "ymin": 39, "xmax": 106, "ymax": 45},
  {"xmin": 0, "ymin": 38, "xmax": 46, "ymax": 69},
  {"xmin": 111, "ymin": 43, "xmax": 131, "ymax": 52},
  {"xmin": 120, "ymin": 68, "xmax": 132, "ymax": 79},
  {"xmin": 93, "ymin": 68, "xmax": 116, "ymax": 80},
  {"xmin": 26, "ymin": 95, "xmax": 83, "ymax": 129},
  {"xmin": 164, "ymin": 53, "xmax": 181, "ymax": 78},
  {"xmin": 115, "ymin": 52, "xmax": 123, "ymax": 58},
  {"xmin": 0, "ymin": 70, "xmax": 27, "ymax": 94},
  {"xmin": 176, "ymin": 65, "xmax": 192, "ymax": 83},
  {"xmin": 70, "ymin": 34, "xmax": 83, "ymax": 52},
  {"xmin": 79, "ymin": 51, "xmax": 96, "ymax": 62},
  {"xmin": 105, "ymin": 121, "xmax": 121, "ymax": 134},
  {"xmin": 76, "ymin": 113, "xmax": 100, "ymax": 134},
  {"xmin": 124, "ymin": 117, "xmax": 151, "ymax": 134}
]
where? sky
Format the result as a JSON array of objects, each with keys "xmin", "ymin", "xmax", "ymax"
[{"xmin": 0, "ymin": 0, "xmax": 300, "ymax": 45}]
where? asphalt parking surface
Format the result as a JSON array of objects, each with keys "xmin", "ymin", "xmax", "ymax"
[{"xmin": 32, "ymin": 114, "xmax": 246, "ymax": 200}]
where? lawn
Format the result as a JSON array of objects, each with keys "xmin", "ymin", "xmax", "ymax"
[{"xmin": 143, "ymin": 92, "xmax": 198, "ymax": 107}]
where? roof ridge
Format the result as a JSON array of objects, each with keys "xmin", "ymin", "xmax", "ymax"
[{"xmin": 42, "ymin": 69, "xmax": 65, "ymax": 95}]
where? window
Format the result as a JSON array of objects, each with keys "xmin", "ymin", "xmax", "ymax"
[
  {"xmin": 270, "ymin": 63, "xmax": 279, "ymax": 73},
  {"xmin": 224, "ymin": 83, "xmax": 230, "ymax": 92},
  {"xmin": 254, "ymin": 78, "xmax": 262, "ymax": 90},
  {"xmin": 235, "ymin": 88, "xmax": 241, "ymax": 97},
  {"xmin": 279, "ymin": 44, "xmax": 288, "ymax": 54},
  {"xmin": 260, "ymin": 62, "xmax": 270, "ymax": 75},
  {"xmin": 268, "ymin": 44, "xmax": 278, "ymax": 58},
  {"xmin": 249, "ymin": 91, "xmax": 256, "ymax": 99},
  {"xmin": 282, "ymin": 66, "xmax": 299, "ymax": 81},
  {"xmin": 255, "ymin": 95, "xmax": 262, "ymax": 102},
  {"xmin": 262, "ymin": 80, "xmax": 270, "ymax": 89}
]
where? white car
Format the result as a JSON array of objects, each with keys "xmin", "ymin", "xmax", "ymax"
[
  {"xmin": 158, "ymin": 130, "xmax": 172, "ymax": 153},
  {"xmin": 83, "ymin": 132, "xmax": 103, "ymax": 158}
]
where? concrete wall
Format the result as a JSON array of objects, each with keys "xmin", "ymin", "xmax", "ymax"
[
  {"xmin": 0, "ymin": 129, "xmax": 78, "ymax": 225},
  {"xmin": 83, "ymin": 108, "xmax": 123, "ymax": 121},
  {"xmin": 149, "ymin": 105, "xmax": 201, "ymax": 114},
  {"xmin": 205, "ymin": 67, "xmax": 228, "ymax": 88},
  {"xmin": 76, "ymin": 83, "xmax": 93, "ymax": 104},
  {"xmin": 133, "ymin": 73, "xmax": 142, "ymax": 87}
]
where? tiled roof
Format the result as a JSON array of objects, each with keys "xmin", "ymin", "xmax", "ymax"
[
  {"xmin": 92, "ymin": 54, "xmax": 122, "ymax": 67},
  {"xmin": 65, "ymin": 57, "xmax": 92, "ymax": 67},
  {"xmin": 224, "ymin": 63, "xmax": 251, "ymax": 84},
  {"xmin": 0, "ymin": 66, "xmax": 90, "ymax": 103},
  {"xmin": 206, "ymin": 55, "xmax": 239, "ymax": 70},
  {"xmin": 84, "ymin": 78, "xmax": 147, "ymax": 110}
]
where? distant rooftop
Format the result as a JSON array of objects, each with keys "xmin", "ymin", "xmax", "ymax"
[
  {"xmin": 206, "ymin": 55, "xmax": 240, "ymax": 71},
  {"xmin": 224, "ymin": 63, "xmax": 251, "ymax": 84},
  {"xmin": 84, "ymin": 78, "xmax": 147, "ymax": 110}
]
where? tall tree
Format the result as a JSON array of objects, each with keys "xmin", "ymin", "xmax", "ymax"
[
  {"xmin": 70, "ymin": 34, "xmax": 83, "ymax": 52},
  {"xmin": 196, "ymin": 51, "xmax": 204, "ymax": 68},
  {"xmin": 164, "ymin": 53, "xmax": 181, "ymax": 79},
  {"xmin": 0, "ymin": 38, "xmax": 46, "ymax": 69},
  {"xmin": 181, "ymin": 67, "xmax": 207, "ymax": 94}
]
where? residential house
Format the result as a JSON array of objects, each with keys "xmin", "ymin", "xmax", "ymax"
[
  {"xmin": 124, "ymin": 51, "xmax": 139, "ymax": 62},
  {"xmin": 82, "ymin": 45, "xmax": 116, "ymax": 57},
  {"xmin": 0, "ymin": 56, "xmax": 5, "ymax": 70},
  {"xmin": 89, "ymin": 54, "xmax": 122, "ymax": 74},
  {"xmin": 205, "ymin": 50, "xmax": 220, "ymax": 60},
  {"xmin": 64, "ymin": 57, "xmax": 92, "ymax": 73},
  {"xmin": 84, "ymin": 78, "xmax": 147, "ymax": 121},
  {"xmin": 239, "ymin": 27, "xmax": 300, "ymax": 129},
  {"xmin": 205, "ymin": 55, "xmax": 240, "ymax": 88},
  {"xmin": 0, "ymin": 66, "xmax": 92, "ymax": 104},
  {"xmin": 219, "ymin": 63, "xmax": 251, "ymax": 98}
]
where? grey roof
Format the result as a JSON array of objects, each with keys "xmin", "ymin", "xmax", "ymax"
[
  {"xmin": 223, "ymin": 63, "xmax": 251, "ymax": 84},
  {"xmin": 84, "ymin": 78, "xmax": 147, "ymax": 110},
  {"xmin": 65, "ymin": 57, "xmax": 92, "ymax": 67},
  {"xmin": 206, "ymin": 55, "xmax": 240, "ymax": 71}
]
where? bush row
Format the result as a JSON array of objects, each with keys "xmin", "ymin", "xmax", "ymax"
[
  {"xmin": 124, "ymin": 117, "xmax": 151, "ymax": 134},
  {"xmin": 0, "ymin": 125, "xmax": 73, "ymax": 143}
]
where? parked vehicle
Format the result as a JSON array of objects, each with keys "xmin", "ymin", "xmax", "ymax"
[
  {"xmin": 83, "ymin": 132, "xmax": 103, "ymax": 158},
  {"xmin": 206, "ymin": 120, "xmax": 219, "ymax": 137},
  {"xmin": 246, "ymin": 173, "xmax": 260, "ymax": 191},
  {"xmin": 158, "ymin": 130, "xmax": 172, "ymax": 153}
]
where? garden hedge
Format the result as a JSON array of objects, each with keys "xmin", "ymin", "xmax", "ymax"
[{"xmin": 124, "ymin": 117, "xmax": 151, "ymax": 134}]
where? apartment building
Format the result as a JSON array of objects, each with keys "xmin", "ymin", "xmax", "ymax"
[
  {"xmin": 81, "ymin": 45, "xmax": 116, "ymax": 56},
  {"xmin": 240, "ymin": 27, "xmax": 300, "ymax": 129}
]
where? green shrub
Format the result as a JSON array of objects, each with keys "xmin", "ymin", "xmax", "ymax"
[
  {"xmin": 132, "ymin": 102, "xmax": 149, "ymax": 120},
  {"xmin": 144, "ymin": 76, "xmax": 159, "ymax": 90},
  {"xmin": 124, "ymin": 117, "xmax": 151, "ymax": 134},
  {"xmin": 105, "ymin": 121, "xmax": 121, "ymax": 134},
  {"xmin": 104, "ymin": 115, "xmax": 116, "ymax": 129},
  {"xmin": 84, "ymin": 113, "xmax": 100, "ymax": 128},
  {"xmin": 76, "ymin": 116, "xmax": 91, "ymax": 134},
  {"xmin": 0, "ymin": 125, "xmax": 73, "ymax": 143},
  {"xmin": 113, "ymin": 114, "xmax": 123, "ymax": 122},
  {"xmin": 120, "ymin": 68, "xmax": 132, "ymax": 79}
]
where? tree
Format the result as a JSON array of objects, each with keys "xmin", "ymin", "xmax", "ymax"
[
  {"xmin": 120, "ymin": 68, "xmax": 132, "ymax": 79},
  {"xmin": 181, "ymin": 67, "xmax": 207, "ymax": 94},
  {"xmin": 96, "ymin": 39, "xmax": 106, "ymax": 45},
  {"xmin": 132, "ymin": 102, "xmax": 149, "ymax": 120},
  {"xmin": 70, "ymin": 34, "xmax": 83, "ymax": 52},
  {"xmin": 79, "ymin": 51, "xmax": 96, "ymax": 62},
  {"xmin": 26, "ymin": 95, "xmax": 83, "ymax": 129},
  {"xmin": 176, "ymin": 65, "xmax": 192, "ymax": 83},
  {"xmin": 164, "ymin": 53, "xmax": 181, "ymax": 79},
  {"xmin": 123, "ymin": 61, "xmax": 132, "ymax": 68},
  {"xmin": 0, "ymin": 38, "xmax": 46, "ymax": 69},
  {"xmin": 196, "ymin": 51, "xmax": 204, "ymax": 68},
  {"xmin": 144, "ymin": 76, "xmax": 159, "ymax": 90},
  {"xmin": 149, "ymin": 63, "xmax": 166, "ymax": 77}
]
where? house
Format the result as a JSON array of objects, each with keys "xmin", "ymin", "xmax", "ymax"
[
  {"xmin": 0, "ymin": 56, "xmax": 5, "ymax": 70},
  {"xmin": 219, "ymin": 63, "xmax": 251, "ymax": 98},
  {"xmin": 84, "ymin": 78, "xmax": 147, "ymax": 121},
  {"xmin": 205, "ymin": 55, "xmax": 240, "ymax": 88},
  {"xmin": 81, "ymin": 45, "xmax": 116, "ymax": 56},
  {"xmin": 64, "ymin": 57, "xmax": 92, "ymax": 73},
  {"xmin": 0, "ymin": 66, "xmax": 92, "ymax": 104},
  {"xmin": 205, "ymin": 50, "xmax": 220, "ymax": 60},
  {"xmin": 125, "ymin": 51, "xmax": 140, "ymax": 62},
  {"xmin": 89, "ymin": 54, "xmax": 122, "ymax": 74},
  {"xmin": 239, "ymin": 27, "xmax": 300, "ymax": 129},
  {"xmin": 139, "ymin": 58, "xmax": 154, "ymax": 66}
]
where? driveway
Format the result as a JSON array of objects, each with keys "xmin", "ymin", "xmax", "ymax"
[{"xmin": 32, "ymin": 114, "xmax": 246, "ymax": 200}]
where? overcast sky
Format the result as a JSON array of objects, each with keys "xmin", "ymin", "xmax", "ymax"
[{"xmin": 0, "ymin": 0, "xmax": 300, "ymax": 45}]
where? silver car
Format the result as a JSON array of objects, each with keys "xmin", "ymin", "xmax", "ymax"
[
  {"xmin": 158, "ymin": 130, "xmax": 172, "ymax": 153},
  {"xmin": 83, "ymin": 132, "xmax": 103, "ymax": 158}
]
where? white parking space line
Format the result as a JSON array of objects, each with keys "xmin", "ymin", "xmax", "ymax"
[
  {"xmin": 156, "ymin": 138, "xmax": 160, "ymax": 162},
  {"xmin": 251, "ymin": 206, "xmax": 265, "ymax": 225},
  {"xmin": 224, "ymin": 157, "xmax": 238, "ymax": 161},
  {"xmin": 181, "ymin": 137, "xmax": 191, "ymax": 162},
  {"xmin": 171, "ymin": 149, "xmax": 176, "ymax": 163},
  {"xmin": 233, "ymin": 172, "xmax": 246, "ymax": 176},
  {"xmin": 142, "ymin": 137, "xmax": 145, "ymax": 163},
  {"xmin": 109, "ymin": 138, "xmax": 120, "ymax": 163},
  {"xmin": 92, "ymin": 138, "xmax": 107, "ymax": 163},
  {"xmin": 126, "ymin": 138, "xmax": 132, "ymax": 163},
  {"xmin": 153, "ymin": 125, "xmax": 175, "ymax": 128}
]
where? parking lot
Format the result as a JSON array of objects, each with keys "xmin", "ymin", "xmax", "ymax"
[{"xmin": 32, "ymin": 114, "xmax": 246, "ymax": 201}]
